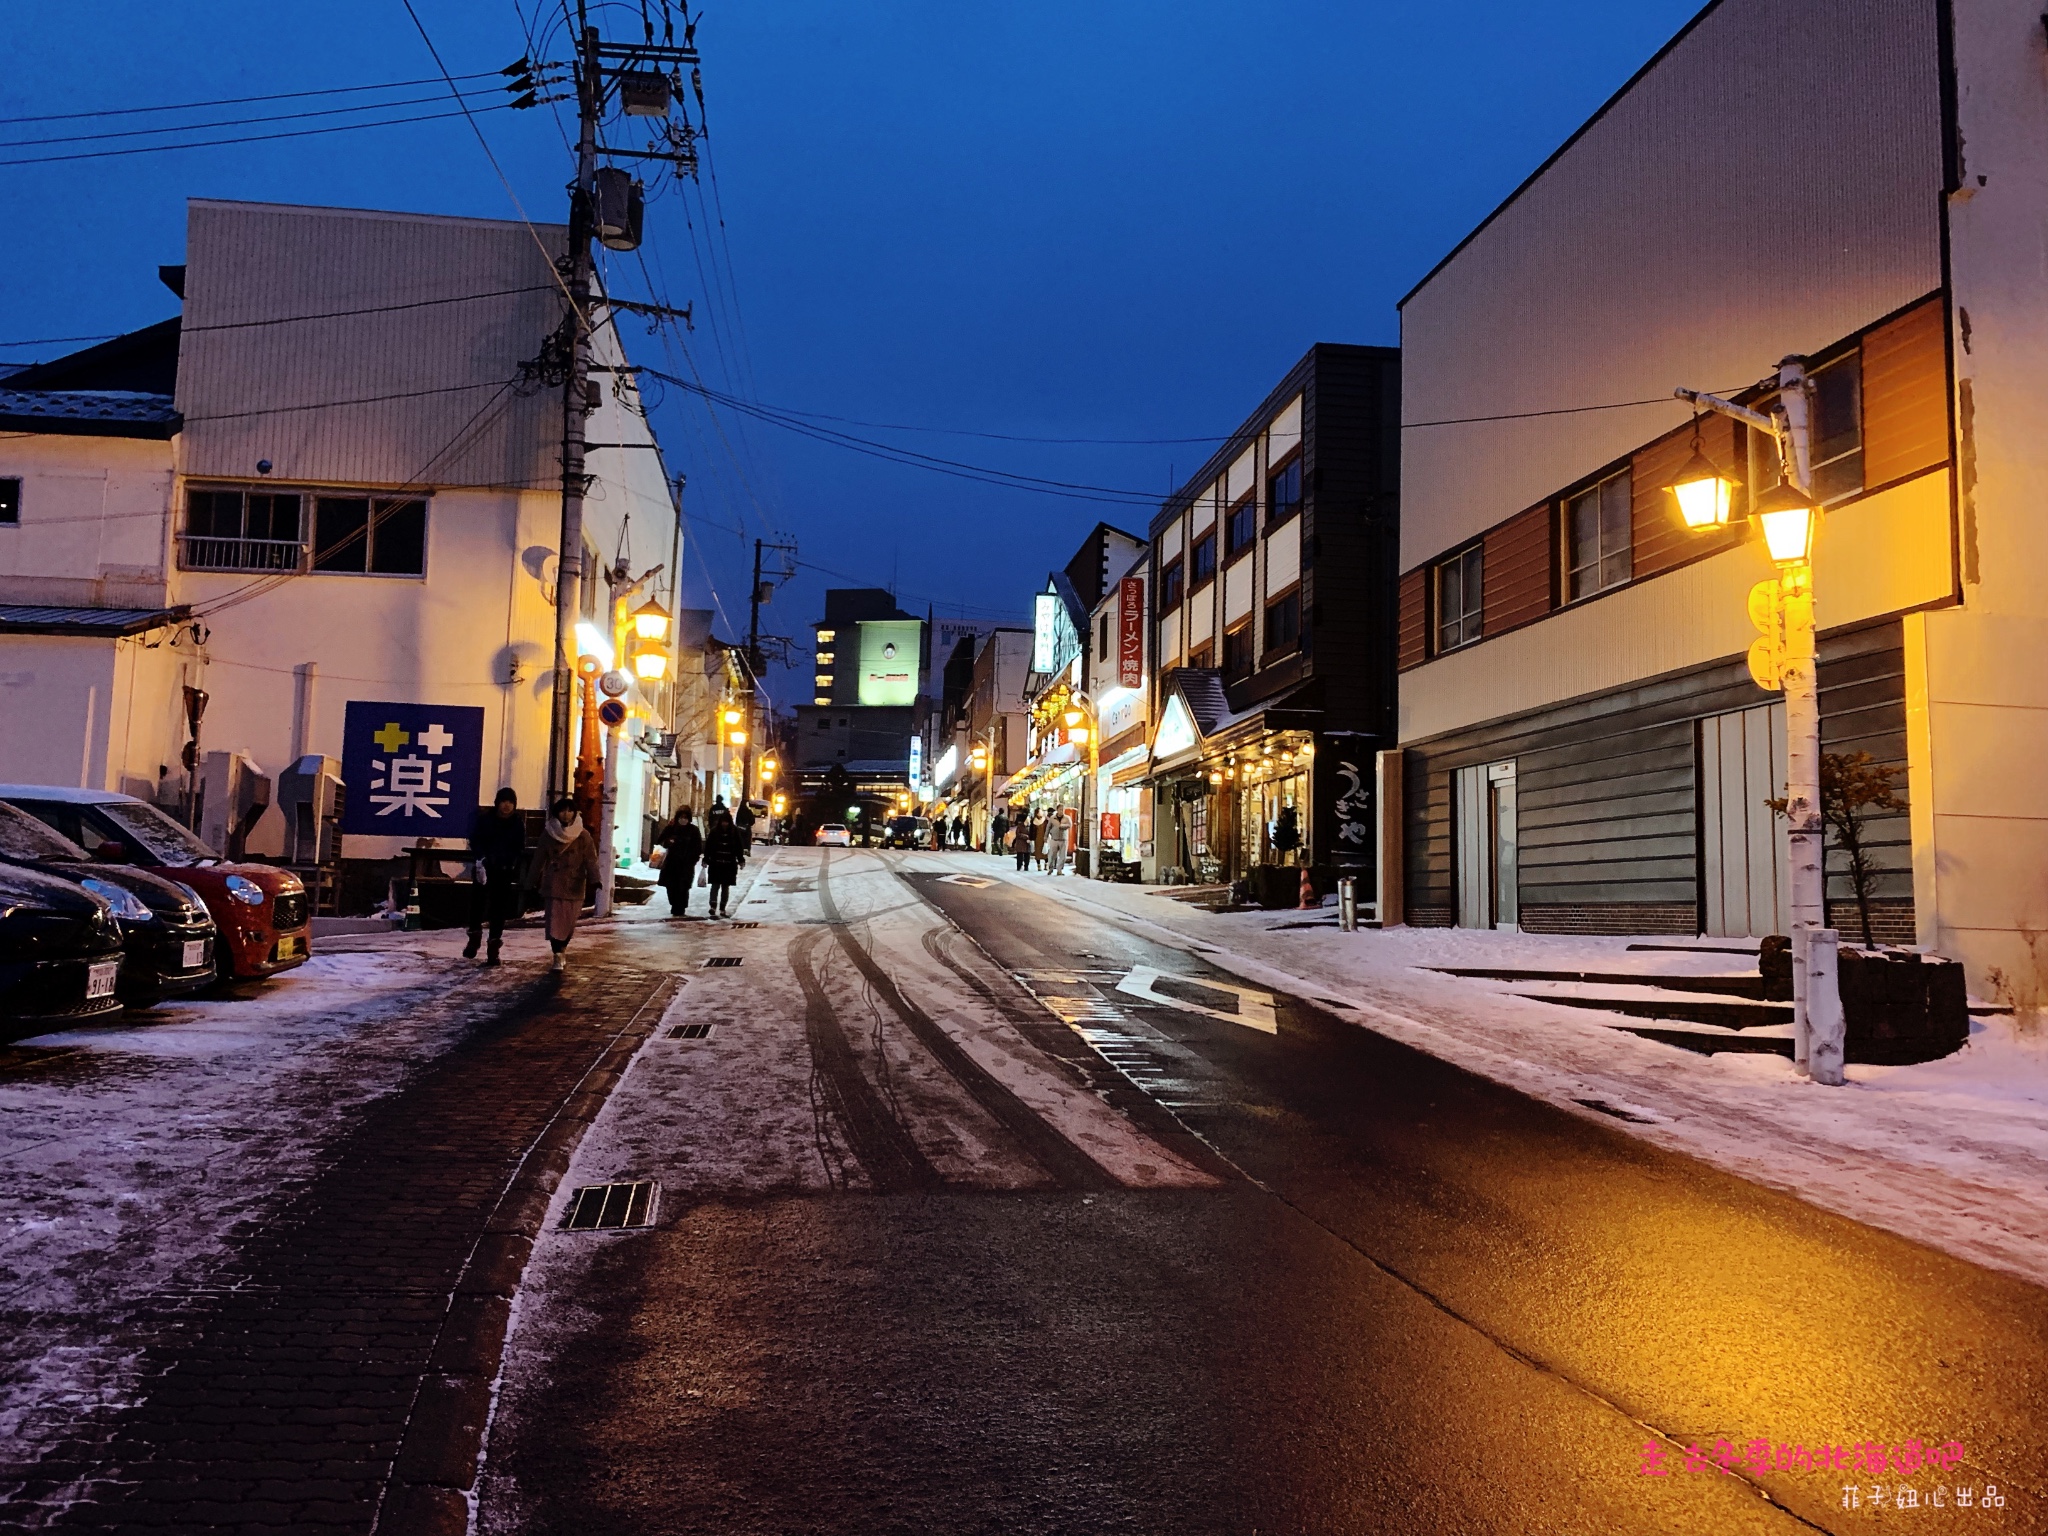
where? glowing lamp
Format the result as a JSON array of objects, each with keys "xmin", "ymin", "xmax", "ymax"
[
  {"xmin": 631, "ymin": 598, "xmax": 672, "ymax": 641},
  {"xmin": 1666, "ymin": 446, "xmax": 1736, "ymax": 530},
  {"xmin": 730, "ymin": 729, "xmax": 748, "ymax": 746},
  {"xmin": 722, "ymin": 708, "xmax": 743, "ymax": 726},
  {"xmin": 1754, "ymin": 484, "xmax": 1817, "ymax": 566},
  {"xmin": 1063, "ymin": 707, "xmax": 1084, "ymax": 728},
  {"xmin": 633, "ymin": 650, "xmax": 668, "ymax": 681},
  {"xmin": 1069, "ymin": 726, "xmax": 1089, "ymax": 745}
]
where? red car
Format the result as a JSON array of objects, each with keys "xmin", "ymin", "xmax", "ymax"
[{"xmin": 0, "ymin": 786, "xmax": 311, "ymax": 981}]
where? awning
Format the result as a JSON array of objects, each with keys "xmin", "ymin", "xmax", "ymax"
[{"xmin": 0, "ymin": 604, "xmax": 191, "ymax": 638}]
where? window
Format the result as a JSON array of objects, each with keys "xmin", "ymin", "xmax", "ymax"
[
  {"xmin": 180, "ymin": 488, "xmax": 304, "ymax": 571},
  {"xmin": 1267, "ymin": 453, "xmax": 1302, "ymax": 525},
  {"xmin": 0, "ymin": 477, "xmax": 19, "ymax": 525},
  {"xmin": 1190, "ymin": 532, "xmax": 1217, "ymax": 588},
  {"xmin": 1226, "ymin": 494, "xmax": 1256, "ymax": 559},
  {"xmin": 1098, "ymin": 610, "xmax": 1111, "ymax": 662},
  {"xmin": 1264, "ymin": 589, "xmax": 1301, "ymax": 655},
  {"xmin": 1159, "ymin": 558, "xmax": 1184, "ymax": 609},
  {"xmin": 1811, "ymin": 353, "xmax": 1864, "ymax": 503},
  {"xmin": 1436, "ymin": 544, "xmax": 1483, "ymax": 652},
  {"xmin": 1188, "ymin": 642, "xmax": 1214, "ymax": 670},
  {"xmin": 310, "ymin": 496, "xmax": 428, "ymax": 575},
  {"xmin": 1564, "ymin": 472, "xmax": 1631, "ymax": 601},
  {"xmin": 1223, "ymin": 622, "xmax": 1253, "ymax": 679}
]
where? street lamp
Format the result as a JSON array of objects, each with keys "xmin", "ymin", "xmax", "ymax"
[
  {"xmin": 1063, "ymin": 690, "xmax": 1100, "ymax": 876},
  {"xmin": 1670, "ymin": 359, "xmax": 1843, "ymax": 1086},
  {"xmin": 631, "ymin": 598, "xmax": 672, "ymax": 642}
]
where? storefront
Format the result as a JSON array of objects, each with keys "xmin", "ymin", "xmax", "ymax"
[{"xmin": 1141, "ymin": 674, "xmax": 1372, "ymax": 894}]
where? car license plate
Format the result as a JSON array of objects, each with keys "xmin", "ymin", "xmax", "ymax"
[
  {"xmin": 182, "ymin": 939, "xmax": 208, "ymax": 971},
  {"xmin": 273, "ymin": 934, "xmax": 305, "ymax": 961},
  {"xmin": 86, "ymin": 961, "xmax": 119, "ymax": 1000}
]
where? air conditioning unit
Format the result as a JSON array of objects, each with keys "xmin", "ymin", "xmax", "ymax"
[{"xmin": 278, "ymin": 754, "xmax": 345, "ymax": 866}]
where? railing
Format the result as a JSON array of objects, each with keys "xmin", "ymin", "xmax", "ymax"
[{"xmin": 178, "ymin": 536, "xmax": 305, "ymax": 572}]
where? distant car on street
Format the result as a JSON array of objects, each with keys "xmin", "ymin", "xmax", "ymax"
[
  {"xmin": 0, "ymin": 786, "xmax": 311, "ymax": 982},
  {"xmin": 0, "ymin": 802, "xmax": 217, "ymax": 1007},
  {"xmin": 813, "ymin": 825, "xmax": 852, "ymax": 847},
  {"xmin": 0, "ymin": 860, "xmax": 125, "ymax": 1034},
  {"xmin": 882, "ymin": 816, "xmax": 932, "ymax": 850}
]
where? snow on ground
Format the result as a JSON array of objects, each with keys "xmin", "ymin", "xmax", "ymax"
[
  {"xmin": 0, "ymin": 927, "xmax": 541, "ymax": 1475},
  {"xmin": 982, "ymin": 859, "xmax": 2048, "ymax": 1290}
]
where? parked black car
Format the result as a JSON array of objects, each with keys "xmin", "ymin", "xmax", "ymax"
[
  {"xmin": 0, "ymin": 862, "xmax": 125, "ymax": 1035},
  {"xmin": 0, "ymin": 802, "xmax": 217, "ymax": 1007}
]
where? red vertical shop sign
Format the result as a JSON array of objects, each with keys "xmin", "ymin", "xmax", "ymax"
[{"xmin": 1117, "ymin": 576, "xmax": 1144, "ymax": 689}]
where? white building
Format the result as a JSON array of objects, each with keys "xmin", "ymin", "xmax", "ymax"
[{"xmin": 0, "ymin": 199, "xmax": 682, "ymax": 896}]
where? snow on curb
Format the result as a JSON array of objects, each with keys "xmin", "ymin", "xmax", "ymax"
[{"xmin": 986, "ymin": 860, "xmax": 2048, "ymax": 1290}]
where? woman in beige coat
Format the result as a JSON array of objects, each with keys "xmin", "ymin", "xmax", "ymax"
[{"xmin": 534, "ymin": 796, "xmax": 601, "ymax": 972}]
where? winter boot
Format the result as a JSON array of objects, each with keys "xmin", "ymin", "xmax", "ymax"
[
  {"xmin": 484, "ymin": 941, "xmax": 502, "ymax": 968},
  {"xmin": 550, "ymin": 949, "xmax": 566, "ymax": 974},
  {"xmin": 463, "ymin": 928, "xmax": 482, "ymax": 960}
]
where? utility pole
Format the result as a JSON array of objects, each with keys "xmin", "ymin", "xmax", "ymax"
[
  {"xmin": 741, "ymin": 536, "xmax": 798, "ymax": 803},
  {"xmin": 542, "ymin": 7, "xmax": 701, "ymax": 806},
  {"xmin": 546, "ymin": 18, "xmax": 601, "ymax": 807}
]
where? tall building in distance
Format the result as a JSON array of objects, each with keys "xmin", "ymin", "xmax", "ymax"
[
  {"xmin": 795, "ymin": 589, "xmax": 928, "ymax": 814},
  {"xmin": 810, "ymin": 588, "xmax": 924, "ymax": 708}
]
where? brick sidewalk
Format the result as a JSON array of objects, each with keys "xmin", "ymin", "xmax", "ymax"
[{"xmin": 6, "ymin": 927, "xmax": 680, "ymax": 1536}]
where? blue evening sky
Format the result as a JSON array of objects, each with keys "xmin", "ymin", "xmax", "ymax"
[{"xmin": 0, "ymin": 1, "xmax": 1702, "ymax": 704}]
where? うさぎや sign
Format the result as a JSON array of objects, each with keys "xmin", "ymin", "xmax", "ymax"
[{"xmin": 339, "ymin": 702, "xmax": 486, "ymax": 836}]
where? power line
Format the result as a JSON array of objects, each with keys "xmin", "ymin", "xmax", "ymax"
[
  {"xmin": 0, "ymin": 84, "xmax": 526, "ymax": 150},
  {"xmin": 0, "ymin": 333, "xmax": 118, "ymax": 349},
  {"xmin": 0, "ymin": 70, "xmax": 504, "ymax": 126},
  {"xmin": 0, "ymin": 102, "xmax": 523, "ymax": 168}
]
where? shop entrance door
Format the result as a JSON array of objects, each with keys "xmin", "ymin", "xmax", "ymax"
[
  {"xmin": 1699, "ymin": 702, "xmax": 1790, "ymax": 937},
  {"xmin": 1455, "ymin": 760, "xmax": 1518, "ymax": 930}
]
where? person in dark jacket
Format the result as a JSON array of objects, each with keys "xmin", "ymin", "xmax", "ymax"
[
  {"xmin": 734, "ymin": 800, "xmax": 756, "ymax": 865},
  {"xmin": 464, "ymin": 787, "xmax": 526, "ymax": 965},
  {"xmin": 702, "ymin": 807, "xmax": 745, "ymax": 918},
  {"xmin": 656, "ymin": 807, "xmax": 703, "ymax": 919}
]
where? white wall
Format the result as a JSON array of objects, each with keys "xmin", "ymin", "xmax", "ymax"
[
  {"xmin": 1904, "ymin": 0, "xmax": 2048, "ymax": 995},
  {"xmin": 0, "ymin": 435, "xmax": 173, "ymax": 608}
]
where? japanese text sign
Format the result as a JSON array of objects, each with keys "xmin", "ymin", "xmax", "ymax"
[
  {"xmin": 340, "ymin": 701, "xmax": 485, "ymax": 837},
  {"xmin": 1118, "ymin": 577, "xmax": 1144, "ymax": 689}
]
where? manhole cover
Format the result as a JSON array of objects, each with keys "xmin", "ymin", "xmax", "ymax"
[
  {"xmin": 701, "ymin": 956, "xmax": 743, "ymax": 968},
  {"xmin": 729, "ymin": 921, "xmax": 760, "ymax": 930},
  {"xmin": 562, "ymin": 1180, "xmax": 658, "ymax": 1230},
  {"xmin": 668, "ymin": 1022, "xmax": 713, "ymax": 1040}
]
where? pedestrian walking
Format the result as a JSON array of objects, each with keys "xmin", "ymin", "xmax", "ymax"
[
  {"xmin": 1046, "ymin": 809, "xmax": 1071, "ymax": 876},
  {"xmin": 734, "ymin": 800, "xmax": 756, "ymax": 865},
  {"xmin": 1010, "ymin": 815, "xmax": 1033, "ymax": 871},
  {"xmin": 463, "ymin": 787, "xmax": 526, "ymax": 965},
  {"xmin": 992, "ymin": 809, "xmax": 1009, "ymax": 852},
  {"xmin": 1032, "ymin": 811, "xmax": 1050, "ymax": 871},
  {"xmin": 703, "ymin": 806, "xmax": 745, "ymax": 918},
  {"xmin": 534, "ymin": 796, "xmax": 601, "ymax": 973},
  {"xmin": 656, "ymin": 806, "xmax": 703, "ymax": 919}
]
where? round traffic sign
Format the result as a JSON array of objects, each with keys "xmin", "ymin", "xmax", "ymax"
[
  {"xmin": 597, "ymin": 698, "xmax": 629, "ymax": 727},
  {"xmin": 599, "ymin": 668, "xmax": 632, "ymax": 698}
]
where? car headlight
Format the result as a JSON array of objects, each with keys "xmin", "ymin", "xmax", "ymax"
[
  {"xmin": 80, "ymin": 877, "xmax": 152, "ymax": 922},
  {"xmin": 225, "ymin": 874, "xmax": 267, "ymax": 906}
]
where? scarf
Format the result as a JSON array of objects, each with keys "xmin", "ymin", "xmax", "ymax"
[{"xmin": 544, "ymin": 814, "xmax": 580, "ymax": 844}]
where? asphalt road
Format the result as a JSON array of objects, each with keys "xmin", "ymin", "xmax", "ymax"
[{"xmin": 478, "ymin": 848, "xmax": 2047, "ymax": 1536}]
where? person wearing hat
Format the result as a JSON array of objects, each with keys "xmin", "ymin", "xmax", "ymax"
[{"xmin": 464, "ymin": 787, "xmax": 526, "ymax": 965}]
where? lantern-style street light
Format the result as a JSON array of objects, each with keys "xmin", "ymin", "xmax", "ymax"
[{"xmin": 1668, "ymin": 358, "xmax": 1843, "ymax": 1085}]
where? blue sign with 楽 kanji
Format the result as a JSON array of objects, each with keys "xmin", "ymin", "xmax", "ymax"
[{"xmin": 339, "ymin": 701, "xmax": 486, "ymax": 837}]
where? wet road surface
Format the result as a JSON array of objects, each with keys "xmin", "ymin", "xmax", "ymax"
[{"xmin": 478, "ymin": 849, "xmax": 2048, "ymax": 1536}]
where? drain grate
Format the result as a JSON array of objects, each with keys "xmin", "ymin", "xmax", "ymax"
[
  {"xmin": 668, "ymin": 1022, "xmax": 713, "ymax": 1040},
  {"xmin": 728, "ymin": 921, "xmax": 760, "ymax": 930},
  {"xmin": 562, "ymin": 1180, "xmax": 658, "ymax": 1231},
  {"xmin": 701, "ymin": 956, "xmax": 743, "ymax": 968}
]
